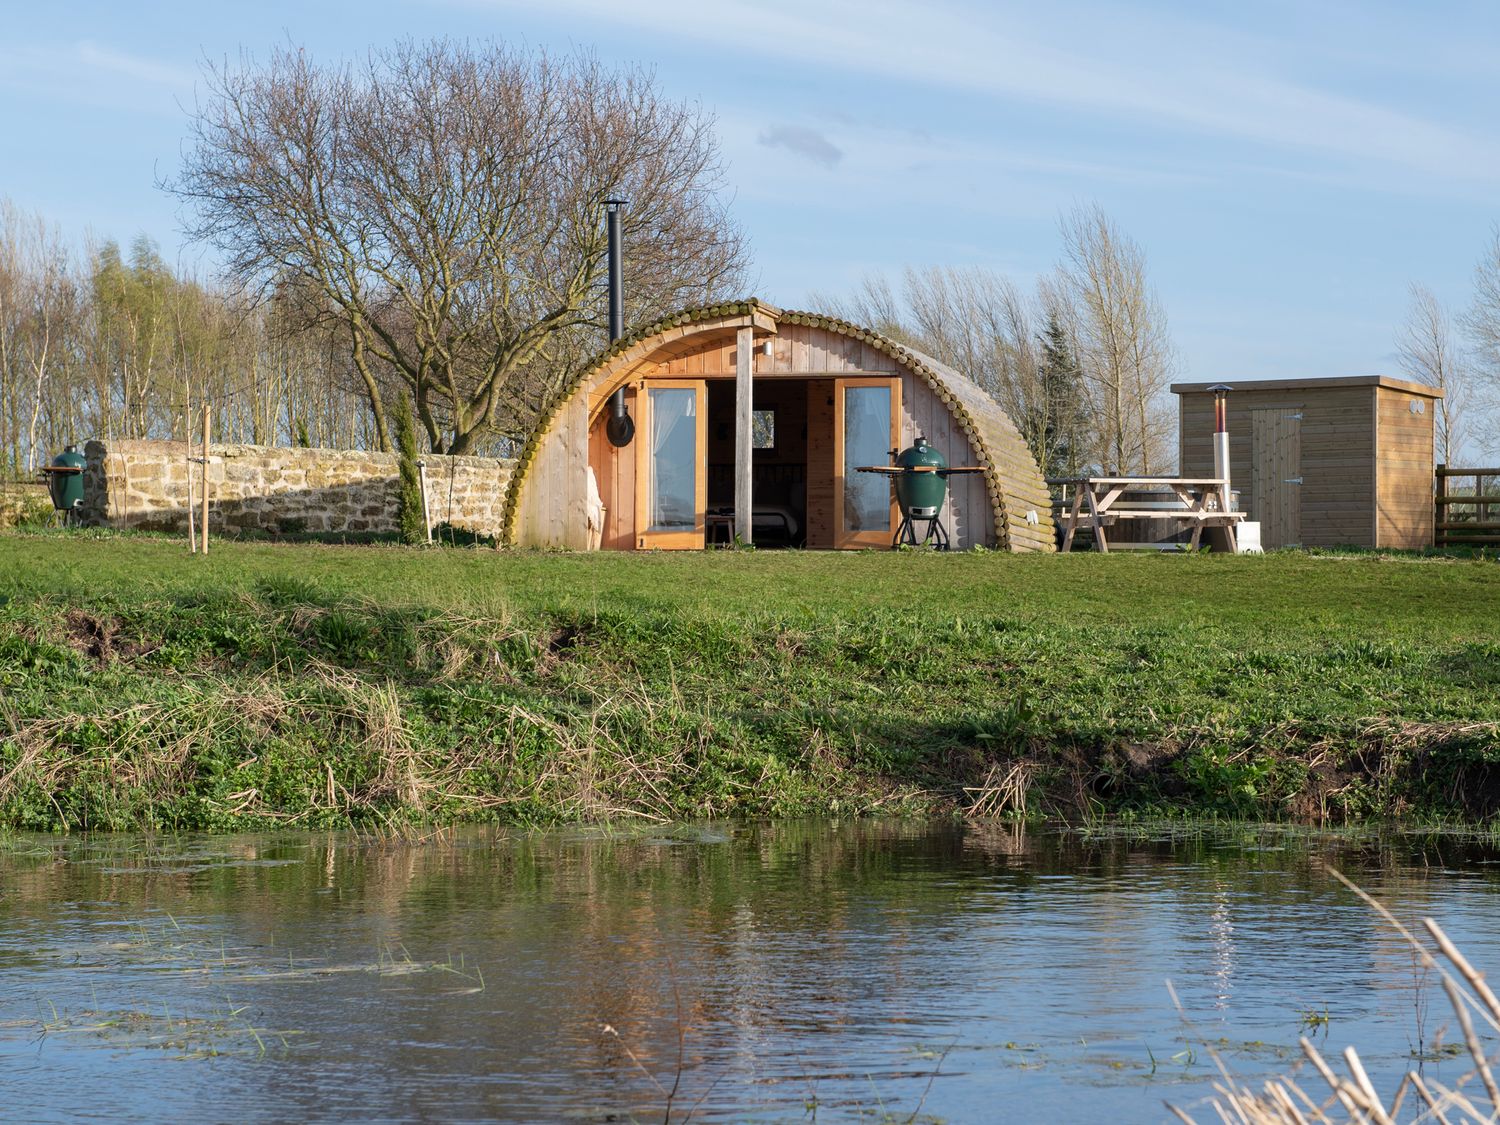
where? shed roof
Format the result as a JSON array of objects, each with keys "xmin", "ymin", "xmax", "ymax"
[{"xmin": 1172, "ymin": 375, "xmax": 1443, "ymax": 398}]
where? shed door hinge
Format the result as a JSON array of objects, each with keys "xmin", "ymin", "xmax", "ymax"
[{"xmin": 1283, "ymin": 476, "xmax": 1303, "ymax": 485}]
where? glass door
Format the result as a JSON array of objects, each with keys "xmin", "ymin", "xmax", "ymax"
[
  {"xmin": 635, "ymin": 380, "xmax": 707, "ymax": 549},
  {"xmin": 834, "ymin": 377, "xmax": 901, "ymax": 549}
]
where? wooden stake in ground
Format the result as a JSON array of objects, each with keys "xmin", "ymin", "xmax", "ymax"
[
  {"xmin": 417, "ymin": 458, "xmax": 433, "ymax": 544},
  {"xmin": 201, "ymin": 402, "xmax": 210, "ymax": 555},
  {"xmin": 185, "ymin": 391, "xmax": 197, "ymax": 553}
]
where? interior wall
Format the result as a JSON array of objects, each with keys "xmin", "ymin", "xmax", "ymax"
[
  {"xmin": 702, "ymin": 378, "xmax": 810, "ymax": 541},
  {"xmin": 806, "ymin": 380, "xmax": 836, "ymax": 548}
]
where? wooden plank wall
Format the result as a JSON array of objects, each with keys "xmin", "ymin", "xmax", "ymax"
[
  {"xmin": 902, "ymin": 374, "xmax": 991, "ymax": 547},
  {"xmin": 931, "ymin": 365, "xmax": 1053, "ymax": 552},
  {"xmin": 654, "ymin": 323, "xmax": 903, "ymax": 379},
  {"xmin": 1180, "ymin": 386, "xmax": 1376, "ymax": 547},
  {"xmin": 1375, "ymin": 386, "xmax": 1436, "ymax": 548},
  {"xmin": 517, "ymin": 392, "xmax": 590, "ymax": 549}
]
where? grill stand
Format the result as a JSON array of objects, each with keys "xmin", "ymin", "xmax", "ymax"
[{"xmin": 894, "ymin": 511, "xmax": 950, "ymax": 550}]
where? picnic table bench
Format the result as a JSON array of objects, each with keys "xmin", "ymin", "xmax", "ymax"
[{"xmin": 1048, "ymin": 475, "xmax": 1245, "ymax": 553}]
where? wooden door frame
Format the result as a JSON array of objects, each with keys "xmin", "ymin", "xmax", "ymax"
[
  {"xmin": 634, "ymin": 379, "xmax": 708, "ymax": 549},
  {"xmin": 833, "ymin": 376, "xmax": 902, "ymax": 549}
]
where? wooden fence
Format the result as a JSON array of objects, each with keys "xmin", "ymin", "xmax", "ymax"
[{"xmin": 1435, "ymin": 465, "xmax": 1500, "ymax": 547}]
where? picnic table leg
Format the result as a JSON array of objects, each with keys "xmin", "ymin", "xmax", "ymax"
[
  {"xmin": 1222, "ymin": 520, "xmax": 1238, "ymax": 554},
  {"xmin": 1189, "ymin": 521, "xmax": 1204, "ymax": 551},
  {"xmin": 1062, "ymin": 486, "xmax": 1083, "ymax": 552},
  {"xmin": 1086, "ymin": 488, "xmax": 1109, "ymax": 553}
]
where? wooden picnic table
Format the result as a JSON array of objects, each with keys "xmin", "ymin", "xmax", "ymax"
[{"xmin": 1048, "ymin": 475, "xmax": 1244, "ymax": 553}]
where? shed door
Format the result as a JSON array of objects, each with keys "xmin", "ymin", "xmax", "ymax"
[
  {"xmin": 635, "ymin": 380, "xmax": 707, "ymax": 549},
  {"xmin": 1251, "ymin": 407, "xmax": 1302, "ymax": 548},
  {"xmin": 834, "ymin": 378, "xmax": 902, "ymax": 549}
]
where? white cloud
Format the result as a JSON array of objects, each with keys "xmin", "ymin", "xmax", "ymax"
[
  {"xmin": 72, "ymin": 41, "xmax": 197, "ymax": 88},
  {"xmin": 459, "ymin": 0, "xmax": 1500, "ymax": 184},
  {"xmin": 0, "ymin": 40, "xmax": 194, "ymax": 113}
]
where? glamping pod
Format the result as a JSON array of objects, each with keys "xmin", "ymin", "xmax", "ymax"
[{"xmin": 503, "ymin": 301, "xmax": 1054, "ymax": 552}]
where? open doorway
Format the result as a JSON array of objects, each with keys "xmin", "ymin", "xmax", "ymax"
[{"xmin": 705, "ymin": 378, "xmax": 809, "ymax": 546}]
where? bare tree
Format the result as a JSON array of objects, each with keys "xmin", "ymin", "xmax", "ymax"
[
  {"xmin": 0, "ymin": 205, "xmax": 24, "ymax": 472},
  {"xmin": 813, "ymin": 209, "xmax": 1175, "ymax": 478},
  {"xmin": 0, "ymin": 202, "xmax": 78, "ymax": 473},
  {"xmin": 1460, "ymin": 227, "xmax": 1500, "ymax": 457},
  {"xmin": 813, "ymin": 265, "xmax": 1093, "ymax": 477},
  {"xmin": 1058, "ymin": 204, "xmax": 1174, "ymax": 474},
  {"xmin": 1396, "ymin": 282, "xmax": 1469, "ymax": 464},
  {"xmin": 171, "ymin": 40, "xmax": 748, "ymax": 454},
  {"xmin": 809, "ymin": 274, "xmax": 907, "ymax": 340}
]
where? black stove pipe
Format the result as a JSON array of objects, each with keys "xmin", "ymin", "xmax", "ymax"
[{"xmin": 604, "ymin": 198, "xmax": 634, "ymax": 447}]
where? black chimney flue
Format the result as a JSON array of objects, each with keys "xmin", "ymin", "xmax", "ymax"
[{"xmin": 604, "ymin": 197, "xmax": 634, "ymax": 448}]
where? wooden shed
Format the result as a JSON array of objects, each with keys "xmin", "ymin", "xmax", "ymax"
[
  {"xmin": 1173, "ymin": 376, "xmax": 1442, "ymax": 549},
  {"xmin": 503, "ymin": 300, "xmax": 1055, "ymax": 552}
]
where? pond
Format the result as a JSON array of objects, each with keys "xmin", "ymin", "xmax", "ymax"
[{"xmin": 3, "ymin": 820, "xmax": 1499, "ymax": 1123}]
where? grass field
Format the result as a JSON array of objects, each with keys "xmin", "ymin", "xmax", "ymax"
[{"xmin": 2, "ymin": 531, "xmax": 1498, "ymax": 830}]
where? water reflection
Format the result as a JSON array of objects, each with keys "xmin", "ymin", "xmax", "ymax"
[{"xmin": 2, "ymin": 821, "xmax": 1499, "ymax": 1123}]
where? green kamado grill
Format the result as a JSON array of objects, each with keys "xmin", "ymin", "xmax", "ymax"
[
  {"xmin": 40, "ymin": 445, "xmax": 86, "ymax": 522},
  {"xmin": 857, "ymin": 436, "xmax": 986, "ymax": 549}
]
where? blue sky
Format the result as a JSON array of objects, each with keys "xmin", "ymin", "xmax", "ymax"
[{"xmin": 5, "ymin": 0, "xmax": 1499, "ymax": 393}]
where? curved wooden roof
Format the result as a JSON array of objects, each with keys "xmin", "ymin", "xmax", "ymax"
[{"xmin": 502, "ymin": 300, "xmax": 1055, "ymax": 552}]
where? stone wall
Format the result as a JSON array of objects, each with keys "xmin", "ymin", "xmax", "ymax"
[{"xmin": 78, "ymin": 439, "xmax": 515, "ymax": 538}]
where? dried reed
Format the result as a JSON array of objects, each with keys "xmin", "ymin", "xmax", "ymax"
[
  {"xmin": 1173, "ymin": 867, "xmax": 1500, "ymax": 1123},
  {"xmin": 964, "ymin": 761, "xmax": 1032, "ymax": 817}
]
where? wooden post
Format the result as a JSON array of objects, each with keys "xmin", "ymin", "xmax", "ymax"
[
  {"xmin": 1061, "ymin": 482, "xmax": 1083, "ymax": 553},
  {"xmin": 1435, "ymin": 464, "xmax": 1444, "ymax": 548},
  {"xmin": 1085, "ymin": 486, "xmax": 1108, "ymax": 553},
  {"xmin": 417, "ymin": 458, "xmax": 433, "ymax": 544},
  {"xmin": 734, "ymin": 325, "xmax": 754, "ymax": 545},
  {"xmin": 201, "ymin": 402, "xmax": 210, "ymax": 555},
  {"xmin": 185, "ymin": 391, "xmax": 196, "ymax": 553}
]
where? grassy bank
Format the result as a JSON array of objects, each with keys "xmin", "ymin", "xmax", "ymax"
[{"xmin": 1, "ymin": 532, "xmax": 1498, "ymax": 831}]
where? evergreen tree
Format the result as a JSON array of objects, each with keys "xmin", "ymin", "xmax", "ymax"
[
  {"xmin": 1034, "ymin": 314, "xmax": 1088, "ymax": 478},
  {"xmin": 392, "ymin": 393, "xmax": 427, "ymax": 545}
]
